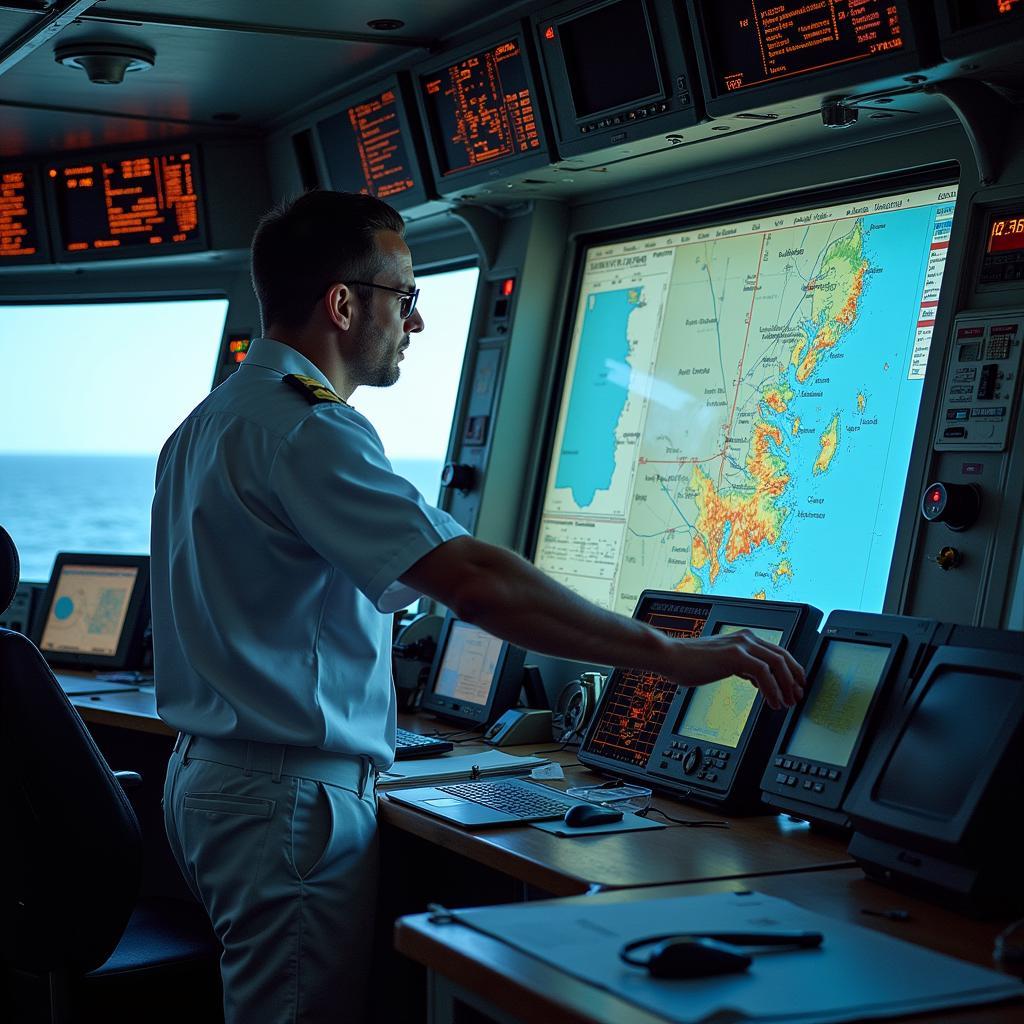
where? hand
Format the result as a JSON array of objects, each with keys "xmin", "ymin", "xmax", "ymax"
[{"xmin": 664, "ymin": 630, "xmax": 806, "ymax": 711}]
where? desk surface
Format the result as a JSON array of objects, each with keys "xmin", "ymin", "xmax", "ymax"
[
  {"xmin": 395, "ymin": 868, "xmax": 1024, "ymax": 1024},
  {"xmin": 67, "ymin": 691, "xmax": 854, "ymax": 893}
]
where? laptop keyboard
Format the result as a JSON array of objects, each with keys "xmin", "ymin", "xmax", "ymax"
[
  {"xmin": 395, "ymin": 727, "xmax": 454, "ymax": 760},
  {"xmin": 437, "ymin": 780, "xmax": 568, "ymax": 820}
]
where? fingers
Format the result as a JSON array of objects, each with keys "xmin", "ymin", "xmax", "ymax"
[{"xmin": 731, "ymin": 630, "xmax": 805, "ymax": 710}]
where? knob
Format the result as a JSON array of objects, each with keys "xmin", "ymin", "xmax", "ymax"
[
  {"xmin": 440, "ymin": 462, "xmax": 476, "ymax": 492},
  {"xmin": 921, "ymin": 482, "xmax": 980, "ymax": 532},
  {"xmin": 682, "ymin": 747, "xmax": 702, "ymax": 775},
  {"xmin": 934, "ymin": 546, "xmax": 962, "ymax": 571}
]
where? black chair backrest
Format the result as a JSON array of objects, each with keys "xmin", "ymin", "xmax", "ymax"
[{"xmin": 0, "ymin": 525, "xmax": 144, "ymax": 975}]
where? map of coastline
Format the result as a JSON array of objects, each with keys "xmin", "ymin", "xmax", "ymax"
[{"xmin": 534, "ymin": 185, "xmax": 957, "ymax": 616}]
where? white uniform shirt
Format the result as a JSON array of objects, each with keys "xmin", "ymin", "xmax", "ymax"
[{"xmin": 150, "ymin": 337, "xmax": 467, "ymax": 767}]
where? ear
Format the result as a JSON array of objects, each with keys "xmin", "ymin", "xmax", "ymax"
[{"xmin": 324, "ymin": 283, "xmax": 354, "ymax": 331}]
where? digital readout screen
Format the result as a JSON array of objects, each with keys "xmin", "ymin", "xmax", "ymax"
[
  {"xmin": 987, "ymin": 214, "xmax": 1024, "ymax": 253},
  {"xmin": 954, "ymin": 0, "xmax": 1023, "ymax": 29},
  {"xmin": 0, "ymin": 167, "xmax": 44, "ymax": 261},
  {"xmin": 583, "ymin": 603, "xmax": 708, "ymax": 768},
  {"xmin": 48, "ymin": 149, "xmax": 203, "ymax": 257},
  {"xmin": 317, "ymin": 85, "xmax": 423, "ymax": 202},
  {"xmin": 700, "ymin": 0, "xmax": 907, "ymax": 94},
  {"xmin": 421, "ymin": 38, "xmax": 542, "ymax": 176}
]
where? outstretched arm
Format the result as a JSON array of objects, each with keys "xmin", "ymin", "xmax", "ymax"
[{"xmin": 399, "ymin": 536, "xmax": 804, "ymax": 709}]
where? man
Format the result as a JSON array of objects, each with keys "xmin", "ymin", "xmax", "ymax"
[{"xmin": 151, "ymin": 190, "xmax": 804, "ymax": 1023}]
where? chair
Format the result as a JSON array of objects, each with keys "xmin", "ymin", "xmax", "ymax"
[{"xmin": 0, "ymin": 525, "xmax": 221, "ymax": 1023}]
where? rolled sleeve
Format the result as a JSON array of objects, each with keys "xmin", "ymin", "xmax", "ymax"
[{"xmin": 270, "ymin": 405, "xmax": 468, "ymax": 610}]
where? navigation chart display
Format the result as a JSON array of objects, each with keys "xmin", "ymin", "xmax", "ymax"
[
  {"xmin": 698, "ymin": 0, "xmax": 910, "ymax": 94},
  {"xmin": 432, "ymin": 620, "xmax": 504, "ymax": 706},
  {"xmin": 317, "ymin": 80, "xmax": 428, "ymax": 207},
  {"xmin": 533, "ymin": 183, "xmax": 957, "ymax": 616},
  {"xmin": 39, "ymin": 563, "xmax": 139, "ymax": 657},
  {"xmin": 47, "ymin": 147, "xmax": 204, "ymax": 258}
]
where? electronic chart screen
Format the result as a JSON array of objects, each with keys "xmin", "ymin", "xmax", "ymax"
[
  {"xmin": 582, "ymin": 601, "xmax": 708, "ymax": 768},
  {"xmin": 673, "ymin": 625, "xmax": 782, "ymax": 749},
  {"xmin": 534, "ymin": 182, "xmax": 957, "ymax": 616},
  {"xmin": 697, "ymin": 0, "xmax": 911, "ymax": 96},
  {"xmin": 39, "ymin": 562, "xmax": 139, "ymax": 658},
  {"xmin": 430, "ymin": 619, "xmax": 504, "ymax": 707},
  {"xmin": 783, "ymin": 639, "xmax": 891, "ymax": 766}
]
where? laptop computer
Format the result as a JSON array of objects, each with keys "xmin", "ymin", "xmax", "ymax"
[{"xmin": 386, "ymin": 777, "xmax": 576, "ymax": 828}]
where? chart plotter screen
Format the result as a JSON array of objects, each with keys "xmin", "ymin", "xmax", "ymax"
[
  {"xmin": 421, "ymin": 37, "xmax": 543, "ymax": 176},
  {"xmin": 39, "ymin": 563, "xmax": 139, "ymax": 657},
  {"xmin": 674, "ymin": 625, "xmax": 782, "ymax": 748},
  {"xmin": 698, "ymin": 0, "xmax": 909, "ymax": 95},
  {"xmin": 582, "ymin": 603, "xmax": 708, "ymax": 767},
  {"xmin": 784, "ymin": 639, "xmax": 890, "ymax": 766},
  {"xmin": 533, "ymin": 182, "xmax": 957, "ymax": 616}
]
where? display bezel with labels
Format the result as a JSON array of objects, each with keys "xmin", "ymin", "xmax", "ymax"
[{"xmin": 760, "ymin": 612, "xmax": 943, "ymax": 828}]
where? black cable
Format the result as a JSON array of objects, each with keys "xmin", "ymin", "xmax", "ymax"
[{"xmin": 640, "ymin": 806, "xmax": 730, "ymax": 829}]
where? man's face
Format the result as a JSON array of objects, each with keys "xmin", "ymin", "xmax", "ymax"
[{"xmin": 350, "ymin": 230, "xmax": 424, "ymax": 389}]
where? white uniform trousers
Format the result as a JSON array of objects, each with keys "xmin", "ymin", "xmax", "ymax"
[{"xmin": 163, "ymin": 735, "xmax": 379, "ymax": 1024}]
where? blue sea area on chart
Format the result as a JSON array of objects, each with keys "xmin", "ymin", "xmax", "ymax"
[
  {"xmin": 685, "ymin": 204, "xmax": 948, "ymax": 616},
  {"xmin": 555, "ymin": 288, "xmax": 641, "ymax": 507}
]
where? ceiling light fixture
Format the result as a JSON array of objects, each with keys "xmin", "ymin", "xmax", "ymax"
[
  {"xmin": 54, "ymin": 42, "xmax": 155, "ymax": 85},
  {"xmin": 366, "ymin": 19, "xmax": 405, "ymax": 31}
]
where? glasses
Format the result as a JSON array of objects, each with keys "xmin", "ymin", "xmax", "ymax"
[{"xmin": 349, "ymin": 281, "xmax": 420, "ymax": 320}]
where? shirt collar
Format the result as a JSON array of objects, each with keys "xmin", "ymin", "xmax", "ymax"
[{"xmin": 242, "ymin": 337, "xmax": 333, "ymax": 391}]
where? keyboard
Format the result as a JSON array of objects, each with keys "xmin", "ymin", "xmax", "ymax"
[
  {"xmin": 435, "ymin": 779, "xmax": 568, "ymax": 821},
  {"xmin": 394, "ymin": 727, "xmax": 454, "ymax": 760}
]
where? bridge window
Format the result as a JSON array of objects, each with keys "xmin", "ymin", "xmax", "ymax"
[
  {"xmin": 0, "ymin": 298, "xmax": 229, "ymax": 582},
  {"xmin": 350, "ymin": 264, "xmax": 479, "ymax": 501}
]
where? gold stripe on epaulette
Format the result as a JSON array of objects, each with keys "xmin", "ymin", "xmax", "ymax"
[{"xmin": 283, "ymin": 373, "xmax": 347, "ymax": 405}]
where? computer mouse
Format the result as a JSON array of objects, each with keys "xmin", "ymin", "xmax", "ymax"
[
  {"xmin": 563, "ymin": 803, "xmax": 624, "ymax": 827},
  {"xmin": 644, "ymin": 937, "xmax": 752, "ymax": 979}
]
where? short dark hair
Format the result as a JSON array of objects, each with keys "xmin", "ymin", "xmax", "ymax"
[{"xmin": 250, "ymin": 190, "xmax": 405, "ymax": 331}]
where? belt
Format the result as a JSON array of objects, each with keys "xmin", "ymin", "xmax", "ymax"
[{"xmin": 174, "ymin": 733, "xmax": 375, "ymax": 797}]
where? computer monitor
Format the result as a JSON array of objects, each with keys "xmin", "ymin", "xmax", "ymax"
[
  {"xmin": 419, "ymin": 613, "xmax": 527, "ymax": 728},
  {"xmin": 414, "ymin": 26, "xmax": 550, "ymax": 195},
  {"xmin": 530, "ymin": 0, "xmax": 699, "ymax": 160},
  {"xmin": 579, "ymin": 591, "xmax": 821, "ymax": 810},
  {"xmin": 685, "ymin": 0, "xmax": 939, "ymax": 118},
  {"xmin": 845, "ymin": 625, "xmax": 1024, "ymax": 911},
  {"xmin": 761, "ymin": 611, "xmax": 943, "ymax": 828},
  {"xmin": 44, "ymin": 145, "xmax": 207, "ymax": 261},
  {"xmin": 35, "ymin": 553, "xmax": 150, "ymax": 670},
  {"xmin": 315, "ymin": 75, "xmax": 432, "ymax": 210},
  {"xmin": 0, "ymin": 163, "xmax": 50, "ymax": 265},
  {"xmin": 937, "ymin": 0, "xmax": 1024, "ymax": 61},
  {"xmin": 531, "ymin": 178, "xmax": 958, "ymax": 618}
]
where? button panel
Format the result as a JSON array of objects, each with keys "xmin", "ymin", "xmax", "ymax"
[
  {"xmin": 653, "ymin": 738, "xmax": 734, "ymax": 791},
  {"xmin": 934, "ymin": 313, "xmax": 1023, "ymax": 452},
  {"xmin": 768, "ymin": 755, "xmax": 841, "ymax": 801}
]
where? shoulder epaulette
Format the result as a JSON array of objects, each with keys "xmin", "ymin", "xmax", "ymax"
[{"xmin": 283, "ymin": 373, "xmax": 347, "ymax": 406}]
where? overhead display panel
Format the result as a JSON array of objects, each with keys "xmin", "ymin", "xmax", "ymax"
[
  {"xmin": 531, "ymin": 0, "xmax": 700, "ymax": 160},
  {"xmin": 687, "ymin": 0, "xmax": 936, "ymax": 116},
  {"xmin": 0, "ymin": 164, "xmax": 49, "ymax": 265},
  {"xmin": 415, "ymin": 28, "xmax": 550, "ymax": 193},
  {"xmin": 938, "ymin": 0, "xmax": 1024, "ymax": 59},
  {"xmin": 532, "ymin": 181, "xmax": 958, "ymax": 617},
  {"xmin": 315, "ymin": 76, "xmax": 431, "ymax": 209},
  {"xmin": 46, "ymin": 146, "xmax": 206, "ymax": 260}
]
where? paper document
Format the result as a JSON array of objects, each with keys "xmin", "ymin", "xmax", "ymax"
[
  {"xmin": 379, "ymin": 749, "xmax": 549, "ymax": 789},
  {"xmin": 458, "ymin": 890, "xmax": 1023, "ymax": 1024}
]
